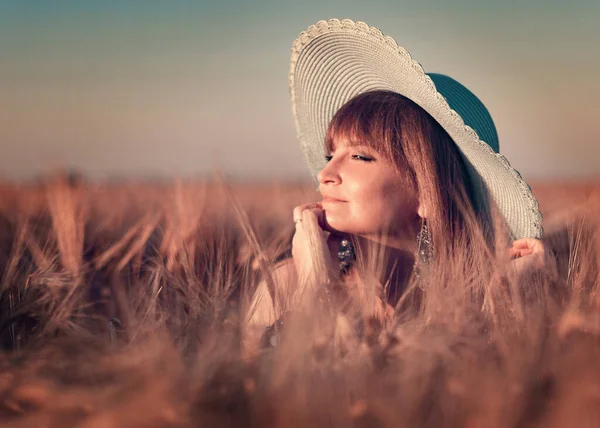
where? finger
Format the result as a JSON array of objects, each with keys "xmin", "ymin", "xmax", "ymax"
[
  {"xmin": 524, "ymin": 239, "xmax": 545, "ymax": 256},
  {"xmin": 295, "ymin": 206, "xmax": 325, "ymax": 229},
  {"xmin": 293, "ymin": 203, "xmax": 316, "ymax": 220},
  {"xmin": 307, "ymin": 207, "xmax": 326, "ymax": 229},
  {"xmin": 511, "ymin": 239, "xmax": 530, "ymax": 249},
  {"xmin": 509, "ymin": 247, "xmax": 534, "ymax": 259},
  {"xmin": 509, "ymin": 246, "xmax": 534, "ymax": 256},
  {"xmin": 509, "ymin": 252, "xmax": 545, "ymax": 276},
  {"xmin": 511, "ymin": 238, "xmax": 539, "ymax": 249},
  {"xmin": 298, "ymin": 209, "xmax": 327, "ymax": 253},
  {"xmin": 512, "ymin": 238, "xmax": 544, "ymax": 252},
  {"xmin": 301, "ymin": 207, "xmax": 322, "ymax": 226},
  {"xmin": 301, "ymin": 210, "xmax": 329, "ymax": 244},
  {"xmin": 293, "ymin": 202, "xmax": 321, "ymax": 222}
]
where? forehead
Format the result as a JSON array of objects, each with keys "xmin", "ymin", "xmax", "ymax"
[{"xmin": 328, "ymin": 136, "xmax": 375, "ymax": 152}]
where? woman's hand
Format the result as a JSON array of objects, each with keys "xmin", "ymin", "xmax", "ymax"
[
  {"xmin": 484, "ymin": 238, "xmax": 558, "ymax": 314},
  {"xmin": 292, "ymin": 203, "xmax": 339, "ymax": 288},
  {"xmin": 508, "ymin": 238, "xmax": 557, "ymax": 278}
]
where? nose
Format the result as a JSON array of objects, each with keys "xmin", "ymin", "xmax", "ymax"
[{"xmin": 317, "ymin": 156, "xmax": 341, "ymax": 185}]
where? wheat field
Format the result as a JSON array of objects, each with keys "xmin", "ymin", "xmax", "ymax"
[{"xmin": 0, "ymin": 174, "xmax": 598, "ymax": 428}]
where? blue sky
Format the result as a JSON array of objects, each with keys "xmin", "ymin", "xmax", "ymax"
[{"xmin": 1, "ymin": 0, "xmax": 599, "ymax": 180}]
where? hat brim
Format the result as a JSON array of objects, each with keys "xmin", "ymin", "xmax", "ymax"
[{"xmin": 289, "ymin": 19, "xmax": 542, "ymax": 240}]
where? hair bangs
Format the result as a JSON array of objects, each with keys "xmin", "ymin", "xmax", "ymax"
[{"xmin": 324, "ymin": 94, "xmax": 397, "ymax": 163}]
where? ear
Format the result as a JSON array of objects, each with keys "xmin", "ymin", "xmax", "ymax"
[{"xmin": 417, "ymin": 200, "xmax": 428, "ymax": 219}]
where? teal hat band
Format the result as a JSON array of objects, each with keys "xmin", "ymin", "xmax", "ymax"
[{"xmin": 426, "ymin": 73, "xmax": 499, "ymax": 154}]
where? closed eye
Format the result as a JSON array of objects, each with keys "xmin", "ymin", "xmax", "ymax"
[
  {"xmin": 352, "ymin": 154, "xmax": 374, "ymax": 162},
  {"xmin": 324, "ymin": 153, "xmax": 375, "ymax": 162}
]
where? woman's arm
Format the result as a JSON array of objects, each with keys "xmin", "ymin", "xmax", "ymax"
[
  {"xmin": 241, "ymin": 259, "xmax": 299, "ymax": 356},
  {"xmin": 243, "ymin": 203, "xmax": 339, "ymax": 352},
  {"xmin": 245, "ymin": 258, "xmax": 298, "ymax": 329}
]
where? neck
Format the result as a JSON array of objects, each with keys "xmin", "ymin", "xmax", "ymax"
[
  {"xmin": 354, "ymin": 215, "xmax": 421, "ymax": 262},
  {"xmin": 342, "ymin": 220, "xmax": 421, "ymax": 302},
  {"xmin": 352, "ymin": 234, "xmax": 416, "ymax": 273}
]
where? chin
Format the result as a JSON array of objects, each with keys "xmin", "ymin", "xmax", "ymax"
[{"xmin": 322, "ymin": 216, "xmax": 354, "ymax": 235}]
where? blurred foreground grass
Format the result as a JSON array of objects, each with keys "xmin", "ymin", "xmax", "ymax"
[{"xmin": 0, "ymin": 174, "xmax": 598, "ymax": 428}]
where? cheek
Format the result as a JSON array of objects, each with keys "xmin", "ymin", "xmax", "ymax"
[
  {"xmin": 321, "ymin": 171, "xmax": 417, "ymax": 234},
  {"xmin": 352, "ymin": 180, "xmax": 417, "ymax": 225},
  {"xmin": 347, "ymin": 180, "xmax": 394, "ymax": 222}
]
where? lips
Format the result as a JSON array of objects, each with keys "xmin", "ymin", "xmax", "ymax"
[{"xmin": 321, "ymin": 194, "xmax": 346, "ymax": 203}]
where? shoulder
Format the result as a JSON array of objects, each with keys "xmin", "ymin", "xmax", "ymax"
[
  {"xmin": 245, "ymin": 257, "xmax": 298, "ymax": 328},
  {"xmin": 262, "ymin": 257, "xmax": 299, "ymax": 303},
  {"xmin": 271, "ymin": 257, "xmax": 297, "ymax": 285}
]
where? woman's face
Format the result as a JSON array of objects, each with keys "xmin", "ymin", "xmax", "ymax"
[{"xmin": 318, "ymin": 137, "xmax": 420, "ymax": 237}]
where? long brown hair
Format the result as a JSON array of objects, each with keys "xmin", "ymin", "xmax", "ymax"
[{"xmin": 324, "ymin": 90, "xmax": 497, "ymax": 272}]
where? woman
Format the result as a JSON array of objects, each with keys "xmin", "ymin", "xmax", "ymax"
[{"xmin": 246, "ymin": 19, "xmax": 552, "ymax": 337}]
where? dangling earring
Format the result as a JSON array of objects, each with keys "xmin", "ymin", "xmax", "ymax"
[
  {"xmin": 413, "ymin": 218, "xmax": 433, "ymax": 288},
  {"xmin": 416, "ymin": 218, "xmax": 433, "ymax": 265},
  {"xmin": 338, "ymin": 238, "xmax": 356, "ymax": 275}
]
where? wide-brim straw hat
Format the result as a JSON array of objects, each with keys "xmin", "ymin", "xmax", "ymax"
[{"xmin": 289, "ymin": 18, "xmax": 543, "ymax": 240}]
